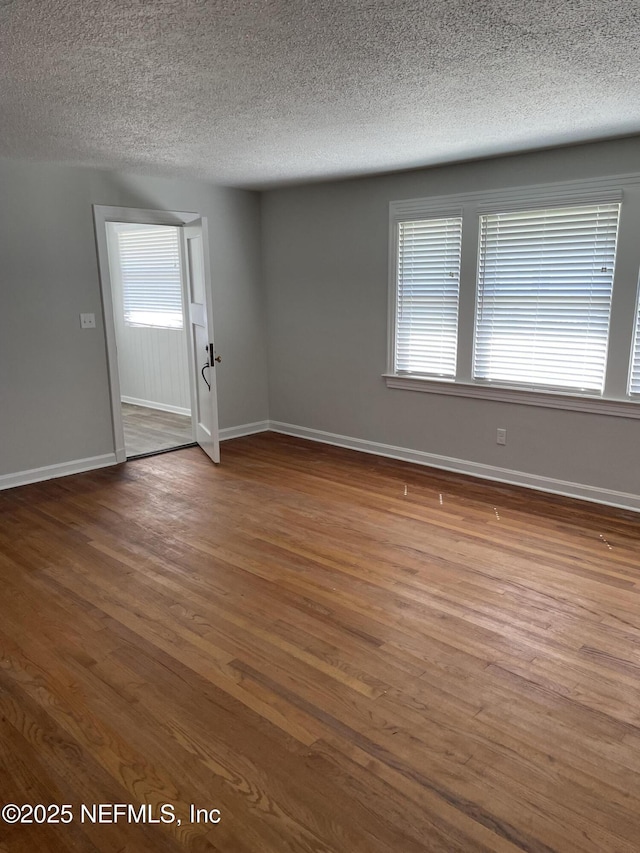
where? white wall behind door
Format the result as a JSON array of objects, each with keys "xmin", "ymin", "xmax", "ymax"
[{"xmin": 107, "ymin": 223, "xmax": 191, "ymax": 415}]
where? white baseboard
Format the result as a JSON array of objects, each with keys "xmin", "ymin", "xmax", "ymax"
[
  {"xmin": 4, "ymin": 423, "xmax": 637, "ymax": 513},
  {"xmin": 121, "ymin": 396, "xmax": 191, "ymax": 417},
  {"xmin": 0, "ymin": 454, "xmax": 118, "ymax": 492},
  {"xmin": 0, "ymin": 421, "xmax": 269, "ymax": 492},
  {"xmin": 269, "ymin": 421, "xmax": 640, "ymax": 513},
  {"xmin": 219, "ymin": 420, "xmax": 271, "ymax": 441}
]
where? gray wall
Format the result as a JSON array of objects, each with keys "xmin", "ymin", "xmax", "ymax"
[
  {"xmin": 3, "ymin": 139, "xmax": 640, "ymax": 502},
  {"xmin": 0, "ymin": 159, "xmax": 267, "ymax": 476},
  {"xmin": 262, "ymin": 138, "xmax": 640, "ymax": 500}
]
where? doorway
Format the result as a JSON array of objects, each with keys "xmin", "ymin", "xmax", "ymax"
[
  {"xmin": 106, "ymin": 221, "xmax": 193, "ymax": 458},
  {"xmin": 94, "ymin": 206, "xmax": 221, "ymax": 465}
]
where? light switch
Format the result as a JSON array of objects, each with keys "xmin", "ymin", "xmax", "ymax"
[{"xmin": 80, "ymin": 313, "xmax": 96, "ymax": 329}]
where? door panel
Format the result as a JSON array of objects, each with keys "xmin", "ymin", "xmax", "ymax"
[{"xmin": 183, "ymin": 219, "xmax": 220, "ymax": 463}]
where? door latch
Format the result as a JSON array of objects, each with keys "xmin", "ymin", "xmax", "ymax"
[{"xmin": 201, "ymin": 344, "xmax": 221, "ymax": 391}]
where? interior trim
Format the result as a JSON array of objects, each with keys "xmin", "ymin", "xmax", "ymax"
[
  {"xmin": 269, "ymin": 421, "xmax": 640, "ymax": 513},
  {"xmin": 0, "ymin": 454, "xmax": 118, "ymax": 492},
  {"xmin": 383, "ymin": 375, "xmax": 640, "ymax": 419}
]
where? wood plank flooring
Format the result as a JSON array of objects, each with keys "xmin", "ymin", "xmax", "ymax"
[
  {"xmin": 121, "ymin": 403, "xmax": 193, "ymax": 457},
  {"xmin": 1, "ymin": 432, "xmax": 639, "ymax": 852}
]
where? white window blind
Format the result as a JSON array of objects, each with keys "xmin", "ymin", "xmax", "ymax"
[
  {"xmin": 474, "ymin": 203, "xmax": 620, "ymax": 393},
  {"xmin": 395, "ymin": 216, "xmax": 462, "ymax": 377},
  {"xmin": 117, "ymin": 225, "xmax": 183, "ymax": 329},
  {"xmin": 630, "ymin": 290, "xmax": 640, "ymax": 395}
]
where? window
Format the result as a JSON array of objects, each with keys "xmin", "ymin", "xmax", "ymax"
[
  {"xmin": 474, "ymin": 203, "xmax": 620, "ymax": 393},
  {"xmin": 395, "ymin": 216, "xmax": 462, "ymax": 377},
  {"xmin": 387, "ymin": 178, "xmax": 640, "ymax": 412},
  {"xmin": 116, "ymin": 224, "xmax": 184, "ymax": 329},
  {"xmin": 630, "ymin": 286, "xmax": 640, "ymax": 395}
]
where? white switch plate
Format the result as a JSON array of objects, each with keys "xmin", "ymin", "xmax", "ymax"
[
  {"xmin": 80, "ymin": 313, "xmax": 96, "ymax": 329},
  {"xmin": 496, "ymin": 428, "xmax": 507, "ymax": 446}
]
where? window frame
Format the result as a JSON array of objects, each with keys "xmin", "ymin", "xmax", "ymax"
[
  {"xmin": 114, "ymin": 223, "xmax": 185, "ymax": 331},
  {"xmin": 629, "ymin": 275, "xmax": 640, "ymax": 397},
  {"xmin": 472, "ymin": 200, "xmax": 621, "ymax": 395},
  {"xmin": 391, "ymin": 210, "xmax": 463, "ymax": 380},
  {"xmin": 386, "ymin": 174, "xmax": 640, "ymax": 420}
]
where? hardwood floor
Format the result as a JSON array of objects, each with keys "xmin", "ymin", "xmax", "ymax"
[
  {"xmin": 1, "ymin": 432, "xmax": 639, "ymax": 852},
  {"xmin": 122, "ymin": 403, "xmax": 194, "ymax": 457}
]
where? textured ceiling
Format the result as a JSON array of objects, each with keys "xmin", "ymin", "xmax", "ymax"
[{"xmin": 1, "ymin": 0, "xmax": 639, "ymax": 188}]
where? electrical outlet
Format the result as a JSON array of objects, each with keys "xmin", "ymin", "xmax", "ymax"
[
  {"xmin": 496, "ymin": 428, "xmax": 507, "ymax": 446},
  {"xmin": 80, "ymin": 313, "xmax": 96, "ymax": 329}
]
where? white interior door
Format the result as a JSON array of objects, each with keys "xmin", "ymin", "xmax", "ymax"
[{"xmin": 183, "ymin": 218, "xmax": 220, "ymax": 463}]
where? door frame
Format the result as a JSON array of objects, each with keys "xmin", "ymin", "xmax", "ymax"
[{"xmin": 93, "ymin": 205, "xmax": 208, "ymax": 463}]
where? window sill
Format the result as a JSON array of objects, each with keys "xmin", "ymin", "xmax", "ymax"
[{"xmin": 383, "ymin": 374, "xmax": 640, "ymax": 419}]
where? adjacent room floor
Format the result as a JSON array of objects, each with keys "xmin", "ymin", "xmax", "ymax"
[
  {"xmin": 1, "ymin": 432, "xmax": 639, "ymax": 852},
  {"xmin": 121, "ymin": 402, "xmax": 193, "ymax": 457}
]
